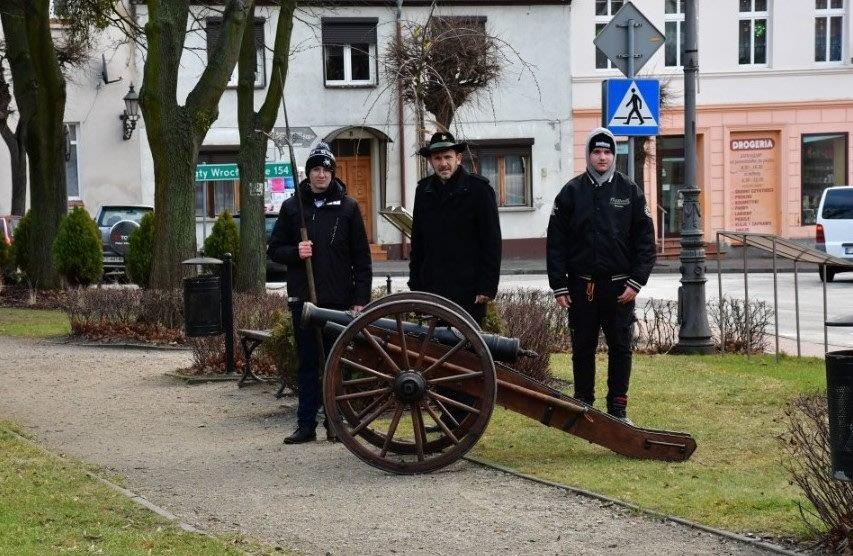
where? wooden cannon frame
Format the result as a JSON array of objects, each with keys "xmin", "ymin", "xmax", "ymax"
[{"xmin": 304, "ymin": 292, "xmax": 696, "ymax": 474}]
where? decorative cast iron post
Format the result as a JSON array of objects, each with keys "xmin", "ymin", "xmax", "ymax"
[{"xmin": 675, "ymin": 0, "xmax": 714, "ymax": 354}]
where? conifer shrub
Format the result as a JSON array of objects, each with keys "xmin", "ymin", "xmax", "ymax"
[
  {"xmin": 125, "ymin": 212, "xmax": 155, "ymax": 288},
  {"xmin": 53, "ymin": 207, "xmax": 103, "ymax": 286},
  {"xmin": 202, "ymin": 211, "xmax": 240, "ymax": 264}
]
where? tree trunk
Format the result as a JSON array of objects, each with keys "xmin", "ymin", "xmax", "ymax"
[
  {"xmin": 235, "ymin": 1, "xmax": 296, "ymax": 293},
  {"xmin": 140, "ymin": 0, "xmax": 253, "ymax": 290},
  {"xmin": 0, "ymin": 118, "xmax": 27, "ymax": 216},
  {"xmin": 2, "ymin": 1, "xmax": 67, "ymax": 289}
]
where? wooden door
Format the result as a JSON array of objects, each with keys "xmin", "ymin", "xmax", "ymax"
[{"xmin": 337, "ymin": 156, "xmax": 373, "ymax": 242}]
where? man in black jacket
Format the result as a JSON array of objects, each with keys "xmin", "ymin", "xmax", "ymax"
[
  {"xmin": 409, "ymin": 132, "xmax": 502, "ymax": 324},
  {"xmin": 268, "ymin": 142, "xmax": 373, "ymax": 444},
  {"xmin": 546, "ymin": 127, "xmax": 656, "ymax": 423}
]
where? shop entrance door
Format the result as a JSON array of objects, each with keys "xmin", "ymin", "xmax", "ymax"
[{"xmin": 656, "ymin": 135, "xmax": 685, "ymax": 238}]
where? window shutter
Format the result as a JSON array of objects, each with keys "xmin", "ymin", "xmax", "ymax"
[{"xmin": 322, "ymin": 18, "xmax": 378, "ymax": 45}]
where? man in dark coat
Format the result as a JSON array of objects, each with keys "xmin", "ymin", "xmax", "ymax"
[
  {"xmin": 546, "ymin": 127, "xmax": 656, "ymax": 423},
  {"xmin": 408, "ymin": 132, "xmax": 502, "ymax": 324},
  {"xmin": 268, "ymin": 142, "xmax": 373, "ymax": 444}
]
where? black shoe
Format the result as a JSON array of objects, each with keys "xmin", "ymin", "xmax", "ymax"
[{"xmin": 283, "ymin": 426, "xmax": 316, "ymax": 444}]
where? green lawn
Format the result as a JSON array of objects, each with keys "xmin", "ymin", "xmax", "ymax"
[
  {"xmin": 0, "ymin": 308, "xmax": 70, "ymax": 337},
  {"xmin": 471, "ymin": 353, "xmax": 826, "ymax": 537},
  {"xmin": 0, "ymin": 423, "xmax": 273, "ymax": 555}
]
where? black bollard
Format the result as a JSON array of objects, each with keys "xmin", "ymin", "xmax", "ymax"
[
  {"xmin": 386, "ymin": 275, "xmax": 392, "ymax": 295},
  {"xmin": 222, "ymin": 253, "xmax": 236, "ymax": 374}
]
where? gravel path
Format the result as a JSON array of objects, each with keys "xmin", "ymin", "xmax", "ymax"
[{"xmin": 0, "ymin": 336, "xmax": 771, "ymax": 555}]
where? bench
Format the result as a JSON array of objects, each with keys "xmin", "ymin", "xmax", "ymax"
[{"xmin": 237, "ymin": 329, "xmax": 287, "ymax": 396}]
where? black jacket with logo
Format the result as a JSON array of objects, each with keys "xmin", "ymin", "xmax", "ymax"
[
  {"xmin": 408, "ymin": 166, "xmax": 502, "ymax": 308},
  {"xmin": 546, "ymin": 171, "xmax": 656, "ymax": 297},
  {"xmin": 267, "ymin": 178, "xmax": 372, "ymax": 307}
]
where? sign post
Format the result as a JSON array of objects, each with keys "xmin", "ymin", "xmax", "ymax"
[{"xmin": 594, "ymin": 1, "xmax": 664, "ymax": 182}]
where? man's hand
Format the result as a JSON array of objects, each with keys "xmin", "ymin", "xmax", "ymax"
[
  {"xmin": 617, "ymin": 286, "xmax": 638, "ymax": 304},
  {"xmin": 298, "ymin": 240, "xmax": 313, "ymax": 260},
  {"xmin": 351, "ymin": 305, "xmax": 364, "ymax": 313},
  {"xmin": 556, "ymin": 294, "xmax": 572, "ymax": 308},
  {"xmin": 474, "ymin": 295, "xmax": 491, "ymax": 304}
]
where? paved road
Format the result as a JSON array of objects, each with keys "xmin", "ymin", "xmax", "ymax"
[
  {"xmin": 0, "ymin": 336, "xmax": 771, "ymax": 555},
  {"xmin": 367, "ymin": 272, "xmax": 853, "ymax": 352}
]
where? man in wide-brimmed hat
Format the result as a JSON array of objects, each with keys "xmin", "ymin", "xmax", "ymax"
[{"xmin": 409, "ymin": 131, "xmax": 502, "ymax": 324}]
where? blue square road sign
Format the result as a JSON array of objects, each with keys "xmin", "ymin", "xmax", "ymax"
[{"xmin": 604, "ymin": 79, "xmax": 660, "ymax": 136}]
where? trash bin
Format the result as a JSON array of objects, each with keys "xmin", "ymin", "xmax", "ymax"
[
  {"xmin": 183, "ymin": 274, "xmax": 222, "ymax": 337},
  {"xmin": 826, "ymin": 349, "xmax": 853, "ymax": 482}
]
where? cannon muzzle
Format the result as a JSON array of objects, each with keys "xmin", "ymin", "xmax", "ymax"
[{"xmin": 302, "ymin": 302, "xmax": 535, "ymax": 364}]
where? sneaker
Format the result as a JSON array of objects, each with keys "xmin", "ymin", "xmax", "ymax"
[
  {"xmin": 283, "ymin": 426, "xmax": 316, "ymax": 444},
  {"xmin": 617, "ymin": 416, "xmax": 635, "ymax": 427}
]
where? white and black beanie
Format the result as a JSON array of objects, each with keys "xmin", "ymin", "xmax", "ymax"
[{"xmin": 306, "ymin": 142, "xmax": 336, "ymax": 173}]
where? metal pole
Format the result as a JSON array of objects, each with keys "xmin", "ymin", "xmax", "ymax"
[
  {"xmin": 222, "ymin": 253, "xmax": 235, "ymax": 374},
  {"xmin": 627, "ymin": 18, "xmax": 636, "ymax": 182},
  {"xmin": 743, "ymin": 238, "xmax": 750, "ymax": 358},
  {"xmin": 823, "ymin": 264, "xmax": 828, "ymax": 354},
  {"xmin": 674, "ymin": 0, "xmax": 714, "ymax": 354},
  {"xmin": 386, "ymin": 275, "xmax": 392, "ymax": 295},
  {"xmin": 717, "ymin": 232, "xmax": 724, "ymax": 352},
  {"xmin": 772, "ymin": 239, "xmax": 779, "ymax": 362},
  {"xmin": 794, "ymin": 259, "xmax": 801, "ymax": 357},
  {"xmin": 396, "ymin": 0, "xmax": 408, "ymax": 258},
  {"xmin": 202, "ymin": 181, "xmax": 209, "ymax": 244}
]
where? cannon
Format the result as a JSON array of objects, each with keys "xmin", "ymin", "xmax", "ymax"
[{"xmin": 303, "ymin": 292, "xmax": 697, "ymax": 474}]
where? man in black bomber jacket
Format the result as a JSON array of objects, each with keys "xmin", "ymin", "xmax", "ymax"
[
  {"xmin": 268, "ymin": 142, "xmax": 372, "ymax": 444},
  {"xmin": 546, "ymin": 127, "xmax": 656, "ymax": 424}
]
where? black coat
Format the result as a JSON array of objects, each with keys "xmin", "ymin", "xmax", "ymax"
[
  {"xmin": 268, "ymin": 178, "xmax": 372, "ymax": 307},
  {"xmin": 546, "ymin": 171, "xmax": 656, "ymax": 297},
  {"xmin": 408, "ymin": 166, "xmax": 502, "ymax": 310}
]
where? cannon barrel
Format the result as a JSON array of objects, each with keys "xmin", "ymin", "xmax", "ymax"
[{"xmin": 302, "ymin": 302, "xmax": 535, "ymax": 364}]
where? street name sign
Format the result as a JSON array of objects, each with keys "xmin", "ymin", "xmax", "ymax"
[
  {"xmin": 604, "ymin": 79, "xmax": 660, "ymax": 136},
  {"xmin": 195, "ymin": 162, "xmax": 293, "ymax": 182},
  {"xmin": 593, "ymin": 1, "xmax": 665, "ymax": 77}
]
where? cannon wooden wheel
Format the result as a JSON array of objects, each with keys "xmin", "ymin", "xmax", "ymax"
[{"xmin": 322, "ymin": 298, "xmax": 496, "ymax": 474}]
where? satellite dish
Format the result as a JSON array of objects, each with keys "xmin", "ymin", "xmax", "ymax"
[{"xmin": 101, "ymin": 53, "xmax": 122, "ymax": 85}]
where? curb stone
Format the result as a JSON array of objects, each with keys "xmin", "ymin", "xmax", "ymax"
[
  {"xmin": 0, "ymin": 427, "xmax": 254, "ymax": 554},
  {"xmin": 464, "ymin": 457, "xmax": 809, "ymax": 556}
]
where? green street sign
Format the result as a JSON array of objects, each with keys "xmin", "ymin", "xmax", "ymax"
[{"xmin": 195, "ymin": 162, "xmax": 292, "ymax": 182}]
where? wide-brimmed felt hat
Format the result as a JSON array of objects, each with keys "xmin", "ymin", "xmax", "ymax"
[{"xmin": 418, "ymin": 131, "xmax": 468, "ymax": 157}]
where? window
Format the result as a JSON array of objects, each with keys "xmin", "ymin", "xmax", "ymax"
[
  {"xmin": 322, "ymin": 18, "xmax": 378, "ymax": 86},
  {"xmin": 739, "ymin": 0, "xmax": 768, "ymax": 65},
  {"xmin": 64, "ymin": 123, "xmax": 80, "ymax": 199},
  {"xmin": 206, "ymin": 18, "xmax": 266, "ymax": 88},
  {"xmin": 196, "ymin": 151, "xmax": 240, "ymax": 218},
  {"xmin": 595, "ymin": 0, "xmax": 623, "ymax": 69},
  {"xmin": 821, "ymin": 187, "xmax": 853, "ymax": 219},
  {"xmin": 801, "ymin": 133, "xmax": 848, "ymax": 225},
  {"xmin": 466, "ymin": 140, "xmax": 534, "ymax": 208},
  {"xmin": 815, "ymin": 0, "xmax": 845, "ymax": 62},
  {"xmin": 664, "ymin": 0, "xmax": 685, "ymax": 67}
]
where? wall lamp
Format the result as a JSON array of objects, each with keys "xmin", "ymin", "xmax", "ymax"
[{"xmin": 120, "ymin": 83, "xmax": 140, "ymax": 140}]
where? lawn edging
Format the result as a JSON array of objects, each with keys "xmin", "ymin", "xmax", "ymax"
[{"xmin": 464, "ymin": 456, "xmax": 806, "ymax": 556}]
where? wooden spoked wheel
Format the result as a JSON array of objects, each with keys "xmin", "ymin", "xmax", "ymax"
[{"xmin": 323, "ymin": 299, "xmax": 496, "ymax": 474}]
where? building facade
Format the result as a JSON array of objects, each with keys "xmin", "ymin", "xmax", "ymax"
[
  {"xmin": 571, "ymin": 0, "xmax": 853, "ymax": 244},
  {"xmin": 0, "ymin": 0, "xmax": 573, "ymax": 259}
]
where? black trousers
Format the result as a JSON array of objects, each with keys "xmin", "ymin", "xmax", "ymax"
[
  {"xmin": 568, "ymin": 277, "xmax": 635, "ymax": 412},
  {"xmin": 289, "ymin": 301, "xmax": 347, "ymax": 428}
]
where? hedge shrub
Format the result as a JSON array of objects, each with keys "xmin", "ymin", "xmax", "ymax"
[
  {"xmin": 126, "ymin": 212, "xmax": 155, "ymax": 288},
  {"xmin": 12, "ymin": 211, "xmax": 32, "ymax": 279},
  {"xmin": 53, "ymin": 207, "xmax": 103, "ymax": 286},
  {"xmin": 202, "ymin": 211, "xmax": 240, "ymax": 264}
]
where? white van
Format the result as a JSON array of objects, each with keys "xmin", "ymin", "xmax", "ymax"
[{"xmin": 816, "ymin": 185, "xmax": 853, "ymax": 282}]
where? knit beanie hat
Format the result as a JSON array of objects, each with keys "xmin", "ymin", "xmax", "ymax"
[
  {"xmin": 306, "ymin": 141, "xmax": 336, "ymax": 173},
  {"xmin": 588, "ymin": 130, "xmax": 616, "ymax": 154}
]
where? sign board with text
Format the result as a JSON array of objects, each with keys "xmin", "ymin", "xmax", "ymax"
[{"xmin": 728, "ymin": 132, "xmax": 780, "ymax": 234}]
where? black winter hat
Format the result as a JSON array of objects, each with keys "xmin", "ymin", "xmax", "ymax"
[
  {"xmin": 588, "ymin": 132, "xmax": 616, "ymax": 154},
  {"xmin": 306, "ymin": 142, "xmax": 336, "ymax": 173}
]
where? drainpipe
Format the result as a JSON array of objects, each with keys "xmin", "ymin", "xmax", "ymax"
[{"xmin": 396, "ymin": 0, "xmax": 408, "ymax": 259}]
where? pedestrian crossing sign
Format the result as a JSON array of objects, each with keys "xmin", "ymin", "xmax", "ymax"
[{"xmin": 603, "ymin": 79, "xmax": 660, "ymax": 136}]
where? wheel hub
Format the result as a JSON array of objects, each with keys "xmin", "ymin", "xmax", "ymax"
[{"xmin": 393, "ymin": 371, "xmax": 427, "ymax": 403}]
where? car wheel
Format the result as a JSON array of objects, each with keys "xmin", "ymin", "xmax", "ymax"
[{"xmin": 819, "ymin": 267, "xmax": 836, "ymax": 283}]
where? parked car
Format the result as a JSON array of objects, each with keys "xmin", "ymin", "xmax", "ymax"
[
  {"xmin": 0, "ymin": 214, "xmax": 20, "ymax": 246},
  {"xmin": 94, "ymin": 205, "xmax": 154, "ymax": 278},
  {"xmin": 231, "ymin": 212, "xmax": 287, "ymax": 282},
  {"xmin": 815, "ymin": 185, "xmax": 853, "ymax": 282}
]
